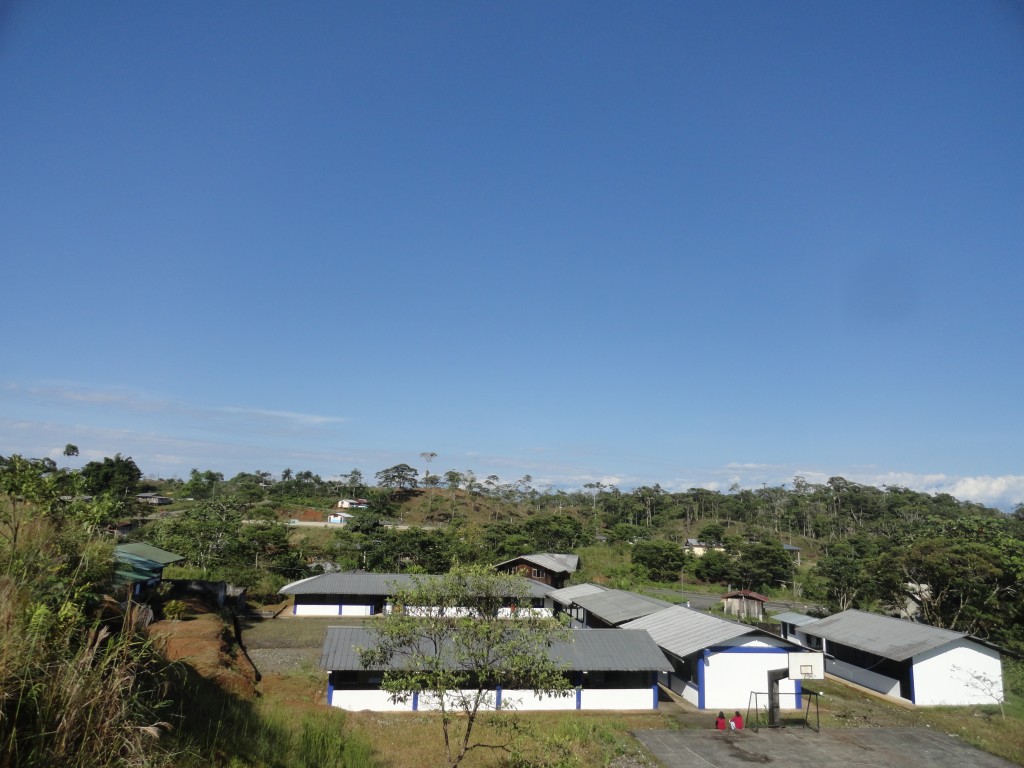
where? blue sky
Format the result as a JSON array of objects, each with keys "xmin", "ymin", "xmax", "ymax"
[{"xmin": 2, "ymin": 2, "xmax": 1023, "ymax": 509}]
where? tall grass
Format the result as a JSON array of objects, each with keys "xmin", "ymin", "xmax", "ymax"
[
  {"xmin": 162, "ymin": 663, "xmax": 377, "ymax": 768},
  {"xmin": 0, "ymin": 579, "xmax": 176, "ymax": 768},
  {"xmin": 0, "ymin": 507, "xmax": 379, "ymax": 768}
]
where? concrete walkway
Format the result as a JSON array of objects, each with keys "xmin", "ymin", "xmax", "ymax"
[{"xmin": 635, "ymin": 727, "xmax": 1017, "ymax": 768}]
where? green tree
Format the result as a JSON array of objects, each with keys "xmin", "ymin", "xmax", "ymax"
[
  {"xmin": 698, "ymin": 522, "xmax": 726, "ymax": 544},
  {"xmin": 375, "ymin": 463, "xmax": 419, "ymax": 490},
  {"xmin": 358, "ymin": 566, "xmax": 573, "ymax": 768},
  {"xmin": 692, "ymin": 548, "xmax": 733, "ymax": 584},
  {"xmin": 522, "ymin": 513, "xmax": 586, "ymax": 552},
  {"xmin": 341, "ymin": 468, "xmax": 366, "ymax": 498},
  {"xmin": 733, "ymin": 541, "xmax": 791, "ymax": 592},
  {"xmin": 80, "ymin": 454, "xmax": 142, "ymax": 498},
  {"xmin": 147, "ymin": 499, "xmax": 246, "ymax": 574},
  {"xmin": 181, "ymin": 468, "xmax": 225, "ymax": 500},
  {"xmin": 813, "ymin": 538, "xmax": 880, "ymax": 612},
  {"xmin": 631, "ymin": 539, "xmax": 687, "ymax": 582},
  {"xmin": 884, "ymin": 535, "xmax": 1019, "ymax": 639},
  {"xmin": 363, "ymin": 528, "xmax": 454, "ymax": 573}
]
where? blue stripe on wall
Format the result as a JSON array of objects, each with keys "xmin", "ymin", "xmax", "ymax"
[{"xmin": 698, "ymin": 650, "xmax": 708, "ymax": 709}]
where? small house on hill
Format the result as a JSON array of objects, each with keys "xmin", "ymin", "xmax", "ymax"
[
  {"xmin": 320, "ymin": 626, "xmax": 669, "ymax": 712},
  {"xmin": 623, "ymin": 605, "xmax": 806, "ymax": 710},
  {"xmin": 326, "ymin": 512, "xmax": 353, "ymax": 525},
  {"xmin": 720, "ymin": 590, "xmax": 770, "ymax": 621},
  {"xmin": 796, "ymin": 609, "xmax": 1005, "ymax": 706},
  {"xmin": 683, "ymin": 539, "xmax": 724, "ymax": 557},
  {"xmin": 135, "ymin": 492, "xmax": 172, "ymax": 505},
  {"xmin": 494, "ymin": 553, "xmax": 579, "ymax": 589}
]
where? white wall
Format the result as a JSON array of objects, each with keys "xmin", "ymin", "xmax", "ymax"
[
  {"xmin": 681, "ymin": 681, "xmax": 700, "ymax": 707},
  {"xmin": 294, "ymin": 602, "xmax": 374, "ymax": 616},
  {"xmin": 328, "ymin": 687, "xmax": 655, "ymax": 712},
  {"xmin": 825, "ymin": 659, "xmax": 900, "ymax": 697},
  {"xmin": 912, "ymin": 640, "xmax": 1003, "ymax": 706},
  {"xmin": 581, "ymin": 688, "xmax": 654, "ymax": 710},
  {"xmin": 330, "ymin": 689, "xmax": 409, "ymax": 711},
  {"xmin": 500, "ymin": 690, "xmax": 576, "ymax": 711},
  {"xmin": 294, "ymin": 603, "xmax": 341, "ymax": 616},
  {"xmin": 497, "ymin": 607, "xmax": 553, "ymax": 619},
  {"xmin": 702, "ymin": 640, "xmax": 800, "ymax": 710}
]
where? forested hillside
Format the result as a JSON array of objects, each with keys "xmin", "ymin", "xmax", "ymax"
[
  {"xmin": 149, "ymin": 462, "xmax": 1024, "ymax": 650},
  {"xmin": 3, "ymin": 451, "xmax": 1022, "ymax": 767}
]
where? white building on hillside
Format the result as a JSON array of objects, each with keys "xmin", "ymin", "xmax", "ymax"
[{"xmin": 795, "ymin": 609, "xmax": 1005, "ymax": 706}]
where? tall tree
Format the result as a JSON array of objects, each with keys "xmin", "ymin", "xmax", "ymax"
[
  {"xmin": 80, "ymin": 454, "xmax": 142, "ymax": 498},
  {"xmin": 813, "ymin": 538, "xmax": 879, "ymax": 612},
  {"xmin": 359, "ymin": 566, "xmax": 572, "ymax": 768},
  {"xmin": 375, "ymin": 463, "xmax": 419, "ymax": 490}
]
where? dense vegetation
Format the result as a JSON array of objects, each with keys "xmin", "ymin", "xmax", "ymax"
[
  {"xmin": 149, "ymin": 461, "xmax": 1024, "ymax": 650},
  {"xmin": 2, "ymin": 450, "xmax": 1022, "ymax": 767},
  {"xmin": 0, "ymin": 454, "xmax": 373, "ymax": 768}
]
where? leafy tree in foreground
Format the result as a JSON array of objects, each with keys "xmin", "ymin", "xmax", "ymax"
[{"xmin": 359, "ymin": 566, "xmax": 572, "ymax": 768}]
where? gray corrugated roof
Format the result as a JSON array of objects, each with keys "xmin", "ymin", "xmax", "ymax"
[
  {"xmin": 571, "ymin": 589, "xmax": 674, "ymax": 625},
  {"xmin": 800, "ymin": 610, "xmax": 968, "ymax": 661},
  {"xmin": 494, "ymin": 553, "xmax": 579, "ymax": 573},
  {"xmin": 770, "ymin": 612, "xmax": 819, "ymax": 627},
  {"xmin": 280, "ymin": 572, "xmax": 552, "ymax": 600},
  {"xmin": 547, "ymin": 583, "xmax": 607, "ymax": 606},
  {"xmin": 319, "ymin": 627, "xmax": 669, "ymax": 672},
  {"xmin": 623, "ymin": 605, "xmax": 794, "ymax": 659},
  {"xmin": 280, "ymin": 572, "xmax": 422, "ymax": 595}
]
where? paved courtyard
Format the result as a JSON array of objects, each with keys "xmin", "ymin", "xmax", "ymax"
[{"xmin": 635, "ymin": 727, "xmax": 1017, "ymax": 768}]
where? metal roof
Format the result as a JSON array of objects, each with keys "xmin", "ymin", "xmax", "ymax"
[
  {"xmin": 319, "ymin": 627, "xmax": 669, "ymax": 672},
  {"xmin": 494, "ymin": 553, "xmax": 579, "ymax": 573},
  {"xmin": 547, "ymin": 583, "xmax": 607, "ymax": 606},
  {"xmin": 114, "ymin": 542, "xmax": 184, "ymax": 566},
  {"xmin": 800, "ymin": 609, "xmax": 971, "ymax": 661},
  {"xmin": 770, "ymin": 612, "xmax": 820, "ymax": 627},
  {"xmin": 623, "ymin": 605, "xmax": 795, "ymax": 659},
  {"xmin": 280, "ymin": 572, "xmax": 552, "ymax": 600},
  {"xmin": 280, "ymin": 572, "xmax": 422, "ymax": 595},
  {"xmin": 570, "ymin": 589, "xmax": 674, "ymax": 625}
]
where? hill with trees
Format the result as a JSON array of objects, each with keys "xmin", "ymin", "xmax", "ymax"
[{"xmin": 3, "ymin": 449, "xmax": 1023, "ymax": 767}]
